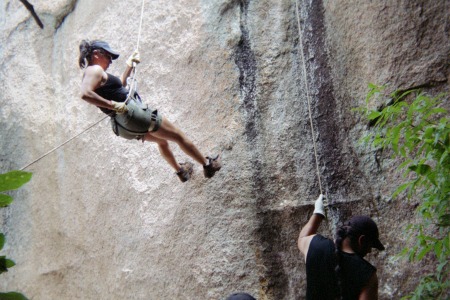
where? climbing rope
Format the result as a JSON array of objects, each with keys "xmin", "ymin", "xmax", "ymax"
[
  {"xmin": 126, "ymin": 0, "xmax": 146, "ymax": 102},
  {"xmin": 294, "ymin": 0, "xmax": 323, "ymax": 195},
  {"xmin": 20, "ymin": 0, "xmax": 147, "ymax": 171},
  {"xmin": 136, "ymin": 0, "xmax": 145, "ymax": 52},
  {"xmin": 293, "ymin": 2, "xmax": 380, "ymax": 228},
  {"xmin": 19, "ymin": 116, "xmax": 108, "ymax": 170}
]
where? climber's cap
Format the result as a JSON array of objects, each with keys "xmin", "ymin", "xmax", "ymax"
[
  {"xmin": 91, "ymin": 40, "xmax": 120, "ymax": 60},
  {"xmin": 348, "ymin": 216, "xmax": 385, "ymax": 251}
]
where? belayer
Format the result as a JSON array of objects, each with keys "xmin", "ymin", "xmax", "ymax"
[
  {"xmin": 298, "ymin": 195, "xmax": 385, "ymax": 300},
  {"xmin": 78, "ymin": 40, "xmax": 221, "ymax": 182}
]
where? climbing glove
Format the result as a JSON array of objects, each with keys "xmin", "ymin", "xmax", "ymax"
[
  {"xmin": 111, "ymin": 101, "xmax": 128, "ymax": 114},
  {"xmin": 126, "ymin": 50, "xmax": 141, "ymax": 67},
  {"xmin": 313, "ymin": 194, "xmax": 325, "ymax": 217}
]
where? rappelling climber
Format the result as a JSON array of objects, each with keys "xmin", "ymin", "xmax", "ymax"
[
  {"xmin": 78, "ymin": 40, "xmax": 221, "ymax": 182},
  {"xmin": 298, "ymin": 194, "xmax": 385, "ymax": 300}
]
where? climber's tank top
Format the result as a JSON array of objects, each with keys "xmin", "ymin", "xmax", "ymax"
[{"xmin": 94, "ymin": 73, "xmax": 128, "ymax": 115}]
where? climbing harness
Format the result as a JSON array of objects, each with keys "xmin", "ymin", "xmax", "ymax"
[
  {"xmin": 111, "ymin": 95, "xmax": 162, "ymax": 140},
  {"xmin": 20, "ymin": 0, "xmax": 148, "ymax": 170}
]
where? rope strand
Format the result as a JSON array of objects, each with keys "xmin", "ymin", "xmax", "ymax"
[
  {"xmin": 127, "ymin": 0, "xmax": 146, "ymax": 102},
  {"xmin": 136, "ymin": 0, "xmax": 145, "ymax": 51},
  {"xmin": 294, "ymin": 0, "xmax": 323, "ymax": 195},
  {"xmin": 20, "ymin": 116, "xmax": 109, "ymax": 170}
]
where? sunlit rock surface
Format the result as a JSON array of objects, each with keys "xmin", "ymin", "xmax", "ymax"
[{"xmin": 0, "ymin": 0, "xmax": 448, "ymax": 299}]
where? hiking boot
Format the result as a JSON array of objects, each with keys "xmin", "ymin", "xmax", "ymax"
[
  {"xmin": 176, "ymin": 162, "xmax": 194, "ymax": 182},
  {"xmin": 203, "ymin": 155, "xmax": 222, "ymax": 178}
]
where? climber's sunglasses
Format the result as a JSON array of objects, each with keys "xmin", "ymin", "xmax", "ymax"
[{"xmin": 98, "ymin": 49, "xmax": 113, "ymax": 62}]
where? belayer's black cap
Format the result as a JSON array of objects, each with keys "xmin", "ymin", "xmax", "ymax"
[
  {"xmin": 226, "ymin": 293, "xmax": 256, "ymax": 300},
  {"xmin": 91, "ymin": 40, "xmax": 120, "ymax": 60},
  {"xmin": 348, "ymin": 216, "xmax": 385, "ymax": 251}
]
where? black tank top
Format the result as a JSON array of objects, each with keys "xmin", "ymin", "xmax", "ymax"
[
  {"xmin": 94, "ymin": 73, "xmax": 129, "ymax": 115},
  {"xmin": 306, "ymin": 235, "xmax": 376, "ymax": 300}
]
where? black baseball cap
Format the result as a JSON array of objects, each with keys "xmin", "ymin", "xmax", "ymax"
[
  {"xmin": 91, "ymin": 40, "xmax": 120, "ymax": 60},
  {"xmin": 348, "ymin": 216, "xmax": 385, "ymax": 251}
]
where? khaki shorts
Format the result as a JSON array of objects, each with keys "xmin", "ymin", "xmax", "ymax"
[{"xmin": 111, "ymin": 98, "xmax": 162, "ymax": 140}]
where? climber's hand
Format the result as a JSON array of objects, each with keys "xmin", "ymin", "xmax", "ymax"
[
  {"xmin": 313, "ymin": 194, "xmax": 325, "ymax": 217},
  {"xmin": 126, "ymin": 50, "xmax": 140, "ymax": 67},
  {"xmin": 111, "ymin": 101, "xmax": 128, "ymax": 114}
]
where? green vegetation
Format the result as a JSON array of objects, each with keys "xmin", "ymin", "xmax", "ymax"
[
  {"xmin": 0, "ymin": 170, "xmax": 32, "ymax": 300},
  {"xmin": 358, "ymin": 84, "xmax": 449, "ymax": 299}
]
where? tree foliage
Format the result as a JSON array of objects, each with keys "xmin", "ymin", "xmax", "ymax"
[
  {"xmin": 358, "ymin": 84, "xmax": 449, "ymax": 299},
  {"xmin": 0, "ymin": 170, "xmax": 31, "ymax": 300}
]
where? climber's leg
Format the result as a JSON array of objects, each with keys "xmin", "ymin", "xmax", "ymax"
[
  {"xmin": 143, "ymin": 133, "xmax": 180, "ymax": 172},
  {"xmin": 149, "ymin": 117, "xmax": 208, "ymax": 166}
]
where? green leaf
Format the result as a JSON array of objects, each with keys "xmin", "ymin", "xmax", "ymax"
[
  {"xmin": 5, "ymin": 259, "xmax": 15, "ymax": 268},
  {"xmin": 368, "ymin": 82, "xmax": 379, "ymax": 90},
  {"xmin": 367, "ymin": 110, "xmax": 382, "ymax": 120},
  {"xmin": 0, "ymin": 256, "xmax": 16, "ymax": 274},
  {"xmin": 434, "ymin": 242, "xmax": 442, "ymax": 257},
  {"xmin": 0, "ymin": 233, "xmax": 4, "ymax": 250},
  {"xmin": 439, "ymin": 150, "xmax": 449, "ymax": 164},
  {"xmin": 0, "ymin": 171, "xmax": 32, "ymax": 192},
  {"xmin": 393, "ymin": 182, "xmax": 411, "ymax": 198},
  {"xmin": 416, "ymin": 245, "xmax": 433, "ymax": 261},
  {"xmin": 392, "ymin": 126, "xmax": 402, "ymax": 153},
  {"xmin": 0, "ymin": 256, "xmax": 8, "ymax": 273},
  {"xmin": 396, "ymin": 89, "xmax": 419, "ymax": 102},
  {"xmin": 409, "ymin": 164, "xmax": 432, "ymax": 176},
  {"xmin": 425, "ymin": 171, "xmax": 437, "ymax": 186},
  {"xmin": 437, "ymin": 261, "xmax": 448, "ymax": 274},
  {"xmin": 0, "ymin": 194, "xmax": 13, "ymax": 207},
  {"xmin": 0, "ymin": 292, "xmax": 29, "ymax": 300},
  {"xmin": 428, "ymin": 107, "xmax": 447, "ymax": 115},
  {"xmin": 438, "ymin": 214, "xmax": 450, "ymax": 227},
  {"xmin": 423, "ymin": 126, "xmax": 435, "ymax": 140}
]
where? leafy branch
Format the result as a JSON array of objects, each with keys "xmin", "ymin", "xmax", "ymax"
[
  {"xmin": 357, "ymin": 84, "xmax": 449, "ymax": 299},
  {"xmin": 0, "ymin": 170, "xmax": 32, "ymax": 300}
]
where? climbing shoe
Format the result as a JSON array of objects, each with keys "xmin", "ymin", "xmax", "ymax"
[
  {"xmin": 203, "ymin": 155, "xmax": 222, "ymax": 178},
  {"xmin": 176, "ymin": 162, "xmax": 194, "ymax": 183}
]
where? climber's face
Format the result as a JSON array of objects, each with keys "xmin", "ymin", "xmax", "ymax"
[
  {"xmin": 100, "ymin": 50, "xmax": 113, "ymax": 63},
  {"xmin": 92, "ymin": 49, "xmax": 112, "ymax": 70},
  {"xmin": 354, "ymin": 234, "xmax": 373, "ymax": 257}
]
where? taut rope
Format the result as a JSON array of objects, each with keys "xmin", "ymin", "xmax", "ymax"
[
  {"xmin": 294, "ymin": 0, "xmax": 323, "ymax": 195},
  {"xmin": 126, "ymin": 0, "xmax": 146, "ymax": 101},
  {"xmin": 20, "ymin": 116, "xmax": 108, "ymax": 170}
]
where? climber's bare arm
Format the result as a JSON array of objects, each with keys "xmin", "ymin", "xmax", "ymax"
[
  {"xmin": 121, "ymin": 65, "xmax": 134, "ymax": 87},
  {"xmin": 80, "ymin": 65, "xmax": 114, "ymax": 110}
]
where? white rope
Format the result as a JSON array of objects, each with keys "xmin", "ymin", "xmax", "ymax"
[
  {"xmin": 294, "ymin": 0, "xmax": 323, "ymax": 195},
  {"xmin": 20, "ymin": 115, "xmax": 109, "ymax": 170},
  {"xmin": 136, "ymin": 0, "xmax": 145, "ymax": 51},
  {"xmin": 126, "ymin": 0, "xmax": 146, "ymax": 102}
]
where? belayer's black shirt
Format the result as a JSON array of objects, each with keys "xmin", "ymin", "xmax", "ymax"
[{"xmin": 306, "ymin": 234, "xmax": 376, "ymax": 300}]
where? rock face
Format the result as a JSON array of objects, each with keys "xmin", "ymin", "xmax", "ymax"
[{"xmin": 0, "ymin": 0, "xmax": 448, "ymax": 299}]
